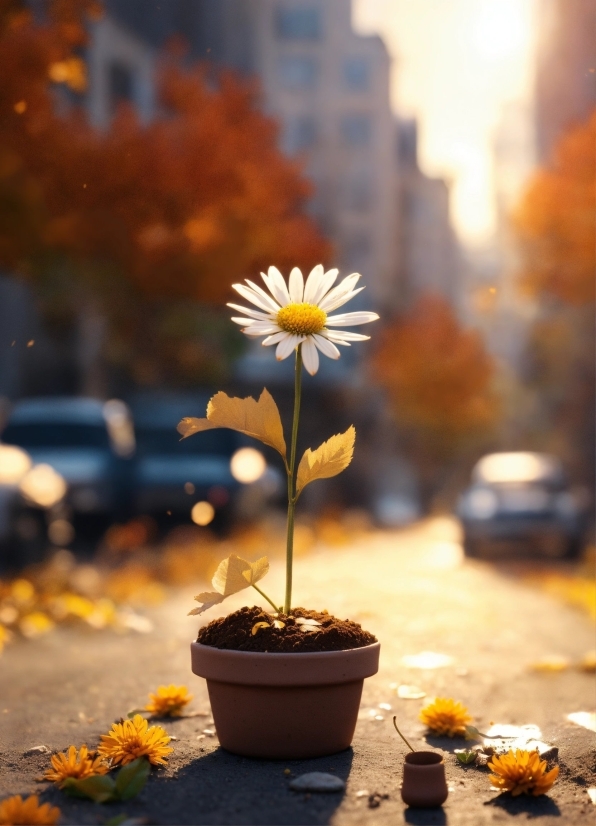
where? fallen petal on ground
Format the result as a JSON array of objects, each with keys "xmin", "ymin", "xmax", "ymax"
[
  {"xmin": 397, "ymin": 684, "xmax": 427, "ymax": 699},
  {"xmin": 567, "ymin": 711, "xmax": 596, "ymax": 732}
]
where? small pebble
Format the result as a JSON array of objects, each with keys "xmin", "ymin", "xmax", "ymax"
[
  {"xmin": 284, "ymin": 768, "xmax": 291, "ymax": 776},
  {"xmin": 289, "ymin": 772, "xmax": 345, "ymax": 793},
  {"xmin": 356, "ymin": 790, "xmax": 369, "ymax": 798},
  {"xmin": 202, "ymin": 729, "xmax": 215, "ymax": 736},
  {"xmin": 378, "ymin": 703, "xmax": 392, "ymax": 711},
  {"xmin": 23, "ymin": 745, "xmax": 50, "ymax": 757}
]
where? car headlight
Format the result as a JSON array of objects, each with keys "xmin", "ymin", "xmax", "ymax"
[
  {"xmin": 19, "ymin": 464, "xmax": 67, "ymax": 508},
  {"xmin": 465, "ymin": 488, "xmax": 498, "ymax": 519},
  {"xmin": 191, "ymin": 501, "xmax": 215, "ymax": 526},
  {"xmin": 230, "ymin": 448, "xmax": 267, "ymax": 484},
  {"xmin": 0, "ymin": 445, "xmax": 32, "ymax": 484}
]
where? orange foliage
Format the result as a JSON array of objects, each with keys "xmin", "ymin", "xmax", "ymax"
[
  {"xmin": 0, "ymin": 1, "xmax": 329, "ymax": 303},
  {"xmin": 372, "ymin": 295, "xmax": 498, "ymax": 456},
  {"xmin": 514, "ymin": 110, "xmax": 596, "ymax": 306}
]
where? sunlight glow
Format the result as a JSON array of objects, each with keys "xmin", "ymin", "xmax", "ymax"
[{"xmin": 353, "ymin": 0, "xmax": 537, "ymax": 242}]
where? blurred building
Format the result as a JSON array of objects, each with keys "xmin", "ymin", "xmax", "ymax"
[
  {"xmin": 535, "ymin": 0, "xmax": 596, "ymax": 164},
  {"xmin": 86, "ymin": 13, "xmax": 155, "ymax": 129},
  {"xmin": 102, "ymin": 0, "xmax": 399, "ymax": 314},
  {"xmin": 396, "ymin": 118, "xmax": 460, "ymax": 309}
]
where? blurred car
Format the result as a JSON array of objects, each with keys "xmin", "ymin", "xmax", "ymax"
[
  {"xmin": 458, "ymin": 451, "xmax": 587, "ymax": 558},
  {"xmin": 0, "ymin": 443, "xmax": 68, "ymax": 569},
  {"xmin": 131, "ymin": 397, "xmax": 282, "ymax": 528},
  {"xmin": 1, "ymin": 397, "xmax": 135, "ymax": 530}
]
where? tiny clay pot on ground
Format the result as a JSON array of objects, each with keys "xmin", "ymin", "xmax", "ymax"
[
  {"xmin": 401, "ymin": 751, "xmax": 449, "ymax": 808},
  {"xmin": 190, "ymin": 641, "xmax": 380, "ymax": 759}
]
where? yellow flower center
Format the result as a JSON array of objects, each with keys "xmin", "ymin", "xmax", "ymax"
[{"xmin": 276, "ymin": 303, "xmax": 327, "ymax": 336}]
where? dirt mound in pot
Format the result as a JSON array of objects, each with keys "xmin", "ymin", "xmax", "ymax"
[{"xmin": 197, "ymin": 606, "xmax": 376, "ymax": 652}]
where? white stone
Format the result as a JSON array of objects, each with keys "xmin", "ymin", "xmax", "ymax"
[
  {"xmin": 23, "ymin": 745, "xmax": 50, "ymax": 756},
  {"xmin": 289, "ymin": 772, "xmax": 345, "ymax": 793}
]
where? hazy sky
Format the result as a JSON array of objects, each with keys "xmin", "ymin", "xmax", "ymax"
[{"xmin": 353, "ymin": 0, "xmax": 538, "ymax": 245}]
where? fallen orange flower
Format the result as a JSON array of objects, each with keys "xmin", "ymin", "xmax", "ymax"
[{"xmin": 489, "ymin": 749, "xmax": 559, "ymax": 796}]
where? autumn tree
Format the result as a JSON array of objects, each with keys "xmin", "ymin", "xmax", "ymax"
[
  {"xmin": 371, "ymin": 294, "xmax": 499, "ymax": 503},
  {"xmin": 513, "ymin": 111, "xmax": 595, "ymax": 489},
  {"xmin": 0, "ymin": 0, "xmax": 330, "ymax": 388}
]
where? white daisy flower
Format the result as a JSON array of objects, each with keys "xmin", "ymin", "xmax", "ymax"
[{"xmin": 228, "ymin": 265, "xmax": 379, "ymax": 375}]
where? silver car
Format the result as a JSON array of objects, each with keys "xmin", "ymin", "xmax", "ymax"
[{"xmin": 458, "ymin": 451, "xmax": 587, "ymax": 558}]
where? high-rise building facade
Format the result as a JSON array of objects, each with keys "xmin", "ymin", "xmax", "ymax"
[
  {"xmin": 535, "ymin": 0, "xmax": 596, "ymax": 163},
  {"xmin": 100, "ymin": 0, "xmax": 400, "ymax": 314}
]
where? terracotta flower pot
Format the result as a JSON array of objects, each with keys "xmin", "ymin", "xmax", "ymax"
[
  {"xmin": 401, "ymin": 751, "xmax": 448, "ymax": 808},
  {"xmin": 190, "ymin": 641, "xmax": 380, "ymax": 759}
]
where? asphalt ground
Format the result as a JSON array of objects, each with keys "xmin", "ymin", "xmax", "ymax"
[{"xmin": 1, "ymin": 518, "xmax": 594, "ymax": 825}]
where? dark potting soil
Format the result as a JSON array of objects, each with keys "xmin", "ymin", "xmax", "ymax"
[{"xmin": 197, "ymin": 606, "xmax": 377, "ymax": 652}]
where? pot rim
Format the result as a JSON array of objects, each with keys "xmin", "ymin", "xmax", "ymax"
[
  {"xmin": 404, "ymin": 751, "xmax": 445, "ymax": 767},
  {"xmin": 191, "ymin": 640, "xmax": 380, "ymax": 686}
]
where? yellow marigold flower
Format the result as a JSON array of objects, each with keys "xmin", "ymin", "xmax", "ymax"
[
  {"xmin": 44, "ymin": 744, "xmax": 108, "ymax": 787},
  {"xmin": 145, "ymin": 684, "xmax": 193, "ymax": 717},
  {"xmin": 489, "ymin": 749, "xmax": 559, "ymax": 796},
  {"xmin": 419, "ymin": 697, "xmax": 472, "ymax": 737},
  {"xmin": 0, "ymin": 794, "xmax": 60, "ymax": 825},
  {"xmin": 98, "ymin": 714, "xmax": 173, "ymax": 766}
]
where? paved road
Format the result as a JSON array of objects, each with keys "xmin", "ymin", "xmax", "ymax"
[{"xmin": 1, "ymin": 519, "xmax": 594, "ymax": 825}]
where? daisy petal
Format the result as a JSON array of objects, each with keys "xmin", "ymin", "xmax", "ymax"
[
  {"xmin": 227, "ymin": 302, "xmax": 272, "ymax": 321},
  {"xmin": 262, "ymin": 266, "xmax": 291, "ymax": 306},
  {"xmin": 231, "ymin": 317, "xmax": 259, "ymax": 326},
  {"xmin": 325, "ymin": 311, "xmax": 380, "ymax": 327},
  {"xmin": 243, "ymin": 324, "xmax": 281, "ymax": 337},
  {"xmin": 244, "ymin": 279, "xmax": 283, "ymax": 312},
  {"xmin": 321, "ymin": 286, "xmax": 365, "ymax": 313},
  {"xmin": 233, "ymin": 283, "xmax": 279, "ymax": 314},
  {"xmin": 301, "ymin": 338, "xmax": 319, "ymax": 375},
  {"xmin": 276, "ymin": 334, "xmax": 303, "ymax": 360},
  {"xmin": 324, "ymin": 329, "xmax": 371, "ymax": 342},
  {"xmin": 288, "ymin": 267, "xmax": 304, "ymax": 303},
  {"xmin": 318, "ymin": 273, "xmax": 361, "ymax": 311},
  {"xmin": 312, "ymin": 268, "xmax": 339, "ymax": 304},
  {"xmin": 303, "ymin": 264, "xmax": 325, "ymax": 303},
  {"xmin": 312, "ymin": 334, "xmax": 340, "ymax": 359},
  {"xmin": 262, "ymin": 331, "xmax": 288, "ymax": 346}
]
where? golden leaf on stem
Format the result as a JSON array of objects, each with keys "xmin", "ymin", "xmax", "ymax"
[
  {"xmin": 212, "ymin": 554, "xmax": 269, "ymax": 596},
  {"xmin": 295, "ymin": 426, "xmax": 355, "ymax": 496},
  {"xmin": 177, "ymin": 389, "xmax": 286, "ymax": 459},
  {"xmin": 188, "ymin": 554, "xmax": 270, "ymax": 615}
]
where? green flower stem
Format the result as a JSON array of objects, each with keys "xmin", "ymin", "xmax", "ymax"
[
  {"xmin": 251, "ymin": 583, "xmax": 281, "ymax": 613},
  {"xmin": 284, "ymin": 345, "xmax": 303, "ymax": 614}
]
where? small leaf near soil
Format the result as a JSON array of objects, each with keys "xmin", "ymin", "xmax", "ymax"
[
  {"xmin": 213, "ymin": 555, "xmax": 269, "ymax": 596},
  {"xmin": 455, "ymin": 749, "xmax": 477, "ymax": 765},
  {"xmin": 295, "ymin": 426, "xmax": 355, "ymax": 496},
  {"xmin": 189, "ymin": 555, "xmax": 269, "ymax": 615},
  {"xmin": 178, "ymin": 389, "xmax": 286, "ymax": 459},
  {"xmin": 114, "ymin": 757, "xmax": 150, "ymax": 801}
]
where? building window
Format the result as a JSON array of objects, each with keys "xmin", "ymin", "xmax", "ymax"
[
  {"xmin": 343, "ymin": 56, "xmax": 370, "ymax": 92},
  {"xmin": 279, "ymin": 55, "xmax": 318, "ymax": 90},
  {"xmin": 276, "ymin": 6, "xmax": 321, "ymax": 39},
  {"xmin": 109, "ymin": 61, "xmax": 134, "ymax": 110},
  {"xmin": 282, "ymin": 115, "xmax": 317, "ymax": 155},
  {"xmin": 340, "ymin": 113, "xmax": 372, "ymax": 147}
]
